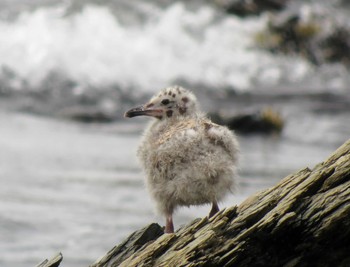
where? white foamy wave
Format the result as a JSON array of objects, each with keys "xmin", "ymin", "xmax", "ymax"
[{"xmin": 0, "ymin": 2, "xmax": 339, "ymax": 95}]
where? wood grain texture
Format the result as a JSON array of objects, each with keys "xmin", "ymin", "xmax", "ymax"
[{"xmin": 44, "ymin": 139, "xmax": 350, "ymax": 267}]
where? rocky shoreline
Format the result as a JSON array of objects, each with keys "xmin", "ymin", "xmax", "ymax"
[{"xmin": 216, "ymin": 0, "xmax": 350, "ymax": 68}]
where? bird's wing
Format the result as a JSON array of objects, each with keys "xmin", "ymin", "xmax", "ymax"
[
  {"xmin": 154, "ymin": 117, "xmax": 238, "ymax": 162},
  {"xmin": 201, "ymin": 120, "xmax": 239, "ymax": 160}
]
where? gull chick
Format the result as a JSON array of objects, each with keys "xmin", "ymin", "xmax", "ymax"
[{"xmin": 125, "ymin": 86, "xmax": 239, "ymax": 233}]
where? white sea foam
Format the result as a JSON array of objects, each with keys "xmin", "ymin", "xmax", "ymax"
[
  {"xmin": 0, "ymin": 2, "xmax": 317, "ymax": 94},
  {"xmin": 1, "ymin": 1, "xmax": 350, "ymax": 99}
]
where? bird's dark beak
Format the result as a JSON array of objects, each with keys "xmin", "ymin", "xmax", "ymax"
[{"xmin": 124, "ymin": 105, "xmax": 162, "ymax": 118}]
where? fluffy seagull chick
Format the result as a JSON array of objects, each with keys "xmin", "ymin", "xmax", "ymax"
[{"xmin": 125, "ymin": 86, "xmax": 239, "ymax": 233}]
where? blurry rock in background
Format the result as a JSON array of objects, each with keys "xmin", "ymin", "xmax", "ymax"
[
  {"xmin": 215, "ymin": 0, "xmax": 289, "ymax": 17},
  {"xmin": 253, "ymin": 6, "xmax": 350, "ymax": 67},
  {"xmin": 216, "ymin": 0, "xmax": 350, "ymax": 68},
  {"xmin": 58, "ymin": 107, "xmax": 115, "ymax": 123},
  {"xmin": 209, "ymin": 107, "xmax": 284, "ymax": 135},
  {"xmin": 320, "ymin": 28, "xmax": 350, "ymax": 66}
]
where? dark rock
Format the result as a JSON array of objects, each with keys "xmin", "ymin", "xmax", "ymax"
[
  {"xmin": 215, "ymin": 0, "xmax": 289, "ymax": 17},
  {"xmin": 255, "ymin": 11, "xmax": 350, "ymax": 67},
  {"xmin": 320, "ymin": 27, "xmax": 350, "ymax": 66},
  {"xmin": 209, "ymin": 107, "xmax": 284, "ymax": 134},
  {"xmin": 58, "ymin": 107, "xmax": 115, "ymax": 123},
  {"xmin": 256, "ymin": 13, "xmax": 321, "ymax": 64}
]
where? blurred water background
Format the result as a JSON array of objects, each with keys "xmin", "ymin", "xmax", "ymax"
[{"xmin": 0, "ymin": 0, "xmax": 349, "ymax": 266}]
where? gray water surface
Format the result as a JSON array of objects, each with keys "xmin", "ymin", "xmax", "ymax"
[{"xmin": 1, "ymin": 92, "xmax": 349, "ymax": 266}]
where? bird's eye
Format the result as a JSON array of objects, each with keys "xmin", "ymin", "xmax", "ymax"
[{"xmin": 161, "ymin": 99, "xmax": 170, "ymax": 105}]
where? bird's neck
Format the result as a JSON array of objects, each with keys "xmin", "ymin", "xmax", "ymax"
[
  {"xmin": 157, "ymin": 113, "xmax": 200, "ymax": 125},
  {"xmin": 149, "ymin": 113, "xmax": 203, "ymax": 133}
]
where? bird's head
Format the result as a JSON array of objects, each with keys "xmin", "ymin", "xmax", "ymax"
[{"xmin": 124, "ymin": 86, "xmax": 199, "ymax": 120}]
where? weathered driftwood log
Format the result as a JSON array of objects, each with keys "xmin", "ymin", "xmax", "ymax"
[
  {"xmin": 91, "ymin": 138, "xmax": 350, "ymax": 267},
  {"xmin": 36, "ymin": 253, "xmax": 63, "ymax": 267}
]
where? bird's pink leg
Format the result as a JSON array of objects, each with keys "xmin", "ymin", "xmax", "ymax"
[
  {"xmin": 209, "ymin": 201, "xmax": 219, "ymax": 218},
  {"xmin": 165, "ymin": 214, "xmax": 174, "ymax": 233}
]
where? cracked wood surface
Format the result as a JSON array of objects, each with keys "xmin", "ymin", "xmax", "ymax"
[
  {"xmin": 91, "ymin": 139, "xmax": 350, "ymax": 267},
  {"xmin": 92, "ymin": 140, "xmax": 350, "ymax": 267},
  {"xmin": 42, "ymin": 139, "xmax": 350, "ymax": 267}
]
